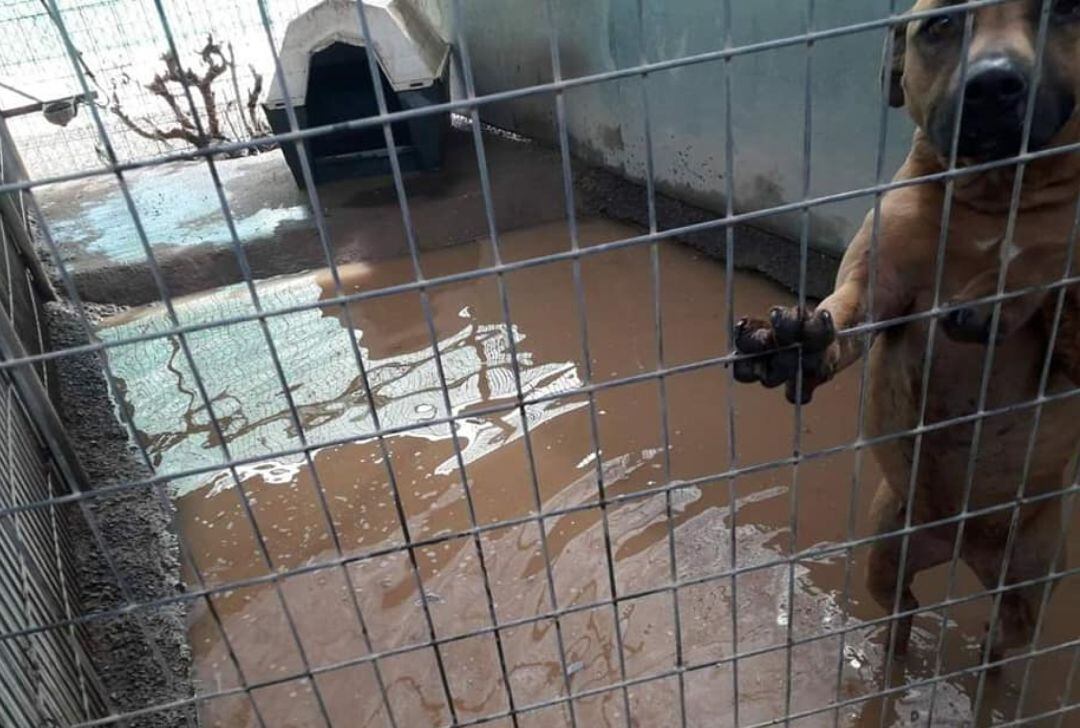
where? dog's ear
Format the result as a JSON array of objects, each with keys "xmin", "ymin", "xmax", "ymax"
[{"xmin": 883, "ymin": 21, "xmax": 908, "ymax": 108}]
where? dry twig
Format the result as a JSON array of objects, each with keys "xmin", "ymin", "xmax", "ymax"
[{"xmin": 109, "ymin": 34, "xmax": 269, "ymax": 153}]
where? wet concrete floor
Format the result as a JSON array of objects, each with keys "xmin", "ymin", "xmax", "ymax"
[
  {"xmin": 98, "ymin": 219, "xmax": 1079, "ymax": 727},
  {"xmin": 35, "ymin": 128, "xmax": 569, "ymax": 306}
]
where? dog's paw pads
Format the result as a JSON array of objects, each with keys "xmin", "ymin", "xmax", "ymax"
[{"xmin": 731, "ymin": 306, "xmax": 837, "ymax": 403}]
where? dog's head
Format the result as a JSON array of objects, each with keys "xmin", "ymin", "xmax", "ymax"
[{"xmin": 888, "ymin": 0, "xmax": 1080, "ymax": 161}]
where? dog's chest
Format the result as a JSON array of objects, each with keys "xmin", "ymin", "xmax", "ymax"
[
  {"xmin": 884, "ymin": 204, "xmax": 1077, "ymax": 413},
  {"xmin": 889, "ymin": 312, "xmax": 1043, "ymax": 404},
  {"xmin": 870, "ymin": 315, "xmax": 1079, "ymax": 496},
  {"xmin": 934, "ymin": 206, "xmax": 1075, "ymax": 287}
]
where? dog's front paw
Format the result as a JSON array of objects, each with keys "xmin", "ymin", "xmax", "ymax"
[
  {"xmin": 942, "ymin": 302, "xmax": 1006, "ymax": 345},
  {"xmin": 732, "ymin": 306, "xmax": 836, "ymax": 404}
]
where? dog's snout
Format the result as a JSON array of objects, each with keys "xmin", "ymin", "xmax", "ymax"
[
  {"xmin": 926, "ymin": 52, "xmax": 1076, "ymax": 161},
  {"xmin": 964, "ymin": 57, "xmax": 1030, "ymax": 111},
  {"xmin": 964, "ymin": 59, "xmax": 1028, "ymax": 108}
]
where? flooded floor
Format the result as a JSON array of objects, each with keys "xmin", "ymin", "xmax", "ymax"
[{"xmin": 98, "ymin": 219, "xmax": 1079, "ymax": 728}]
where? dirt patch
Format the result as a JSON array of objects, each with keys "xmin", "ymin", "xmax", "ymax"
[{"xmin": 46, "ymin": 302, "xmax": 194, "ymax": 727}]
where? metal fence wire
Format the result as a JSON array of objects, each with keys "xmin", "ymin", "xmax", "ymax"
[{"xmin": 0, "ymin": 0, "xmax": 1078, "ymax": 726}]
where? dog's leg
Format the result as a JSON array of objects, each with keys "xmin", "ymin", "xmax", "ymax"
[
  {"xmin": 865, "ymin": 481, "xmax": 955, "ymax": 658},
  {"xmin": 1047, "ymin": 284, "xmax": 1080, "ymax": 384},
  {"xmin": 734, "ymin": 211, "xmax": 912, "ymax": 403},
  {"xmin": 943, "ymin": 246, "xmax": 1068, "ymax": 345},
  {"xmin": 962, "ymin": 499, "xmax": 1065, "ymax": 670},
  {"xmin": 942, "ymin": 270, "xmax": 1048, "ymax": 344}
]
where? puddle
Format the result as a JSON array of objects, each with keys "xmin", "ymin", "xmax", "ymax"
[
  {"xmin": 98, "ymin": 219, "xmax": 1079, "ymax": 727},
  {"xmin": 43, "ymin": 156, "xmax": 309, "ymax": 266},
  {"xmin": 100, "ymin": 274, "xmax": 584, "ymax": 498}
]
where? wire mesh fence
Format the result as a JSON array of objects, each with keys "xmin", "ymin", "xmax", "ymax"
[
  {"xmin": 0, "ymin": 0, "xmax": 320, "ymax": 177},
  {"xmin": 0, "ymin": 0, "xmax": 1078, "ymax": 726}
]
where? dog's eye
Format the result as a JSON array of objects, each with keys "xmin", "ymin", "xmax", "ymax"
[{"xmin": 921, "ymin": 13, "xmax": 958, "ymax": 41}]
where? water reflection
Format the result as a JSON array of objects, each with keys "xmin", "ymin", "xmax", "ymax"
[{"xmin": 100, "ymin": 275, "xmax": 585, "ymax": 496}]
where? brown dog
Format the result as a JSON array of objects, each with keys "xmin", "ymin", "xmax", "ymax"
[{"xmin": 734, "ymin": 0, "xmax": 1080, "ymax": 663}]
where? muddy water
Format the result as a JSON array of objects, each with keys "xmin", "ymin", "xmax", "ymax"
[{"xmin": 99, "ymin": 219, "xmax": 1079, "ymax": 728}]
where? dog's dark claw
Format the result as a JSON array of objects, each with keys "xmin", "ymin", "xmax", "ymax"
[
  {"xmin": 943, "ymin": 305, "xmax": 976, "ymax": 339},
  {"xmin": 734, "ymin": 317, "xmax": 775, "ymax": 353},
  {"xmin": 942, "ymin": 303, "xmax": 1005, "ymax": 344},
  {"xmin": 804, "ymin": 309, "xmax": 836, "ymax": 350}
]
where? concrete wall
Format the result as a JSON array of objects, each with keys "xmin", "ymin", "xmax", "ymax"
[{"xmin": 413, "ymin": 0, "xmax": 917, "ymax": 256}]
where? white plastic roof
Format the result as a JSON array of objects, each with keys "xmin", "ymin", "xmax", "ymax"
[{"xmin": 265, "ymin": 0, "xmax": 449, "ymax": 109}]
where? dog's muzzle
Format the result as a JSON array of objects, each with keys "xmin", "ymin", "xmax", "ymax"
[{"xmin": 930, "ymin": 55, "xmax": 1075, "ymax": 161}]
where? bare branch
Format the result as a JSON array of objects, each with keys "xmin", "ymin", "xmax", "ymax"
[
  {"xmin": 226, "ymin": 42, "xmax": 253, "ymax": 139},
  {"xmin": 145, "ymin": 75, "xmax": 195, "ymax": 131},
  {"xmin": 106, "ymin": 33, "xmax": 262, "ymax": 152},
  {"xmin": 246, "ymin": 65, "xmax": 266, "ymax": 136},
  {"xmin": 109, "ymin": 93, "xmax": 203, "ymax": 147},
  {"xmin": 195, "ymin": 35, "xmax": 228, "ymax": 141}
]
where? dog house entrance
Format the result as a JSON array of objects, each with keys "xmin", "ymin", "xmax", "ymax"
[
  {"xmin": 305, "ymin": 42, "xmax": 412, "ymax": 163},
  {"xmin": 262, "ymin": 0, "xmax": 450, "ymax": 187}
]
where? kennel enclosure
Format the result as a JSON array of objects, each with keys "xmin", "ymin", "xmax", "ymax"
[{"xmin": 0, "ymin": 0, "xmax": 1078, "ymax": 726}]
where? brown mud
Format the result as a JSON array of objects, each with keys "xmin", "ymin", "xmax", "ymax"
[{"xmin": 101, "ymin": 219, "xmax": 1079, "ymax": 728}]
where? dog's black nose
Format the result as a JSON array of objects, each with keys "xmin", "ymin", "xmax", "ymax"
[
  {"xmin": 949, "ymin": 56, "xmax": 1036, "ymax": 159},
  {"xmin": 930, "ymin": 54, "xmax": 1073, "ymax": 161},
  {"xmin": 964, "ymin": 57, "xmax": 1029, "ymax": 109}
]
